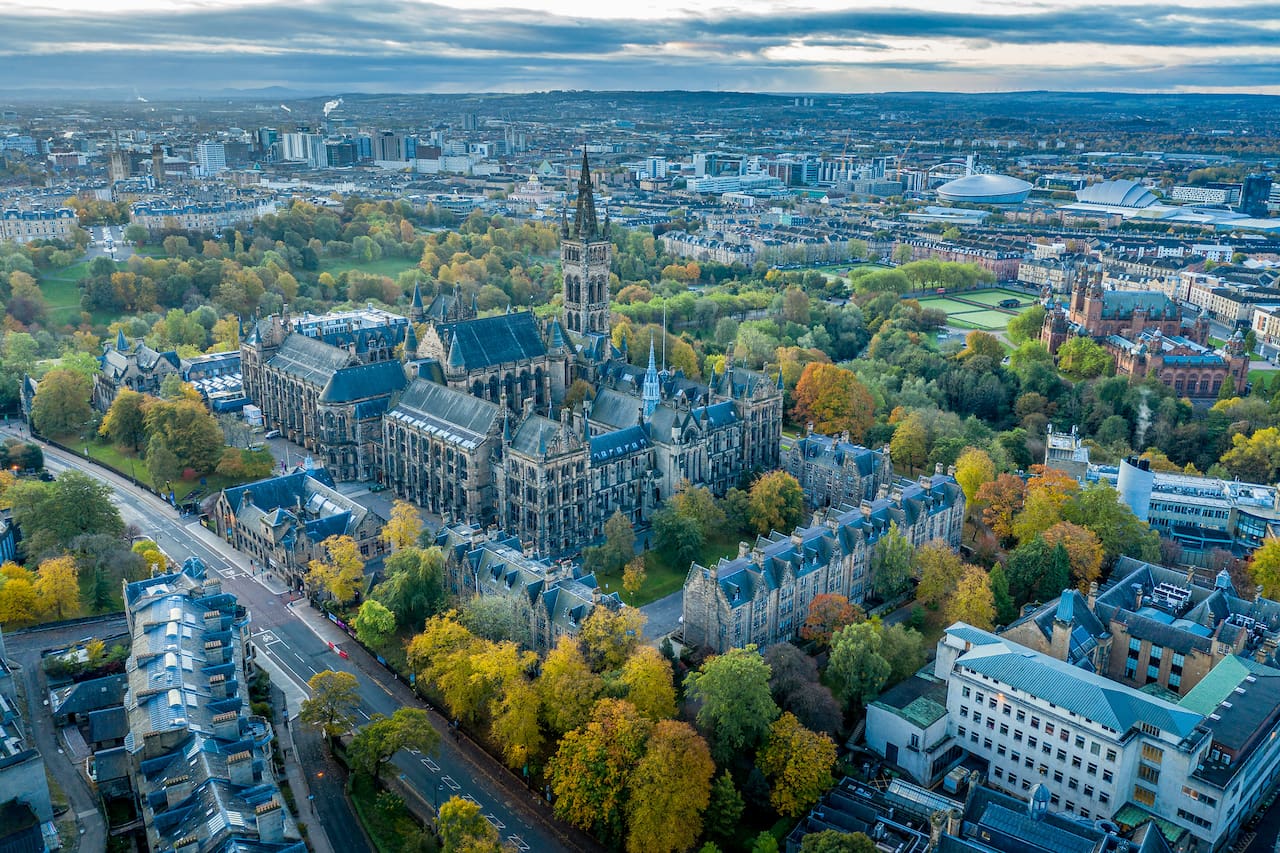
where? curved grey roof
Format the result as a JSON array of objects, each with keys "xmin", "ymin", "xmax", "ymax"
[
  {"xmin": 1075, "ymin": 179, "xmax": 1158, "ymax": 208},
  {"xmin": 936, "ymin": 173, "xmax": 1032, "ymax": 204}
]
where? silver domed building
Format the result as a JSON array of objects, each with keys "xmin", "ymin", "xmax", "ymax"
[{"xmin": 936, "ymin": 173, "xmax": 1033, "ymax": 204}]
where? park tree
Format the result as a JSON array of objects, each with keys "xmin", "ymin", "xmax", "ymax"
[
  {"xmin": 348, "ymin": 708, "xmax": 439, "ymax": 780},
  {"xmin": 437, "ymin": 796, "xmax": 502, "ymax": 853},
  {"xmin": 1057, "ymin": 336, "xmax": 1113, "ymax": 380},
  {"xmin": 685, "ymin": 645, "xmax": 780, "ymax": 763},
  {"xmin": 748, "ymin": 470, "xmax": 805, "ymax": 535},
  {"xmin": 579, "ymin": 605, "xmax": 647, "ymax": 672},
  {"xmin": 870, "ymin": 521, "xmax": 913, "ymax": 600},
  {"xmin": 141, "ymin": 397, "xmax": 225, "ymax": 474},
  {"xmin": 1250, "ymin": 538, "xmax": 1280, "ymax": 600},
  {"xmin": 791, "ymin": 363, "xmax": 876, "ymax": 441},
  {"xmin": 828, "ymin": 622, "xmax": 890, "ymax": 707},
  {"xmin": 619, "ymin": 645, "xmax": 677, "ymax": 721},
  {"xmin": 801, "ymin": 831, "xmax": 877, "ymax": 853},
  {"xmin": 946, "ymin": 565, "xmax": 996, "ymax": 630},
  {"xmin": 459, "ymin": 593, "xmax": 533, "ymax": 648},
  {"xmin": 471, "ymin": 641, "xmax": 542, "ymax": 768},
  {"xmin": 704, "ymin": 771, "xmax": 745, "ymax": 843},
  {"xmin": 1006, "ymin": 304, "xmax": 1046, "ymax": 344},
  {"xmin": 622, "ymin": 556, "xmax": 647, "ymax": 598},
  {"xmin": 976, "ymin": 474, "xmax": 1027, "ymax": 546},
  {"xmin": 880, "ymin": 623, "xmax": 928, "ymax": 684},
  {"xmin": 31, "ymin": 369, "xmax": 94, "ymax": 438},
  {"xmin": 34, "ymin": 555, "xmax": 80, "ymax": 620},
  {"xmin": 407, "ymin": 613, "xmax": 489, "ymax": 725},
  {"xmin": 954, "ymin": 447, "xmax": 996, "ymax": 505},
  {"xmin": 99, "ymin": 389, "xmax": 149, "ymax": 451},
  {"xmin": 8, "ymin": 471, "xmax": 123, "ymax": 560},
  {"xmin": 625, "ymin": 720, "xmax": 715, "ymax": 853},
  {"xmin": 146, "ymin": 436, "xmax": 181, "ymax": 486},
  {"xmin": 299, "ymin": 670, "xmax": 360, "ymax": 741},
  {"xmin": 538, "ymin": 637, "xmax": 604, "ymax": 736},
  {"xmin": 915, "ymin": 541, "xmax": 966, "ymax": 607},
  {"xmin": 307, "ymin": 535, "xmax": 365, "ymax": 603},
  {"xmin": 961, "ymin": 330, "xmax": 1004, "ymax": 361},
  {"xmin": 0, "ymin": 565, "xmax": 38, "ymax": 626},
  {"xmin": 352, "ymin": 599, "xmax": 396, "ymax": 650},
  {"xmin": 1221, "ymin": 427, "xmax": 1280, "ymax": 483},
  {"xmin": 381, "ymin": 500, "xmax": 423, "ymax": 551},
  {"xmin": 1063, "ymin": 482, "xmax": 1161, "ymax": 564},
  {"xmin": 800, "ymin": 593, "xmax": 863, "ymax": 647},
  {"xmin": 1012, "ymin": 465, "xmax": 1080, "ymax": 544},
  {"xmin": 373, "ymin": 546, "xmax": 446, "ymax": 629},
  {"xmin": 546, "ymin": 698, "xmax": 652, "ymax": 846},
  {"xmin": 758, "ymin": 712, "xmax": 837, "ymax": 817},
  {"xmin": 889, "ymin": 411, "xmax": 929, "ymax": 474},
  {"xmin": 989, "ymin": 564, "xmax": 1018, "ymax": 625},
  {"xmin": 1042, "ymin": 521, "xmax": 1104, "ymax": 590},
  {"xmin": 585, "ymin": 510, "xmax": 636, "ymax": 576}
]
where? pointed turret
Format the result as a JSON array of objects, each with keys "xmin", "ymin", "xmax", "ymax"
[
  {"xmin": 447, "ymin": 336, "xmax": 466, "ymax": 373},
  {"xmin": 573, "ymin": 148, "xmax": 598, "ymax": 240},
  {"xmin": 116, "ymin": 327, "xmax": 128, "ymax": 351},
  {"xmin": 777, "ymin": 370, "xmax": 785, "ymax": 391},
  {"xmin": 403, "ymin": 323, "xmax": 418, "ymax": 360},
  {"xmin": 409, "ymin": 280, "xmax": 424, "ymax": 322}
]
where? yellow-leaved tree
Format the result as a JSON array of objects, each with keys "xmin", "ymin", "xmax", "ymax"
[
  {"xmin": 307, "ymin": 535, "xmax": 365, "ymax": 603},
  {"xmin": 381, "ymin": 500, "xmax": 424, "ymax": 552},
  {"xmin": 35, "ymin": 555, "xmax": 81, "ymax": 620}
]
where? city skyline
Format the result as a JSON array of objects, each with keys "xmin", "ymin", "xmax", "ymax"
[{"xmin": 2, "ymin": 0, "xmax": 1278, "ymax": 97}]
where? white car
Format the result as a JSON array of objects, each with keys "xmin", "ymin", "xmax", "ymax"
[{"xmin": 264, "ymin": 429, "xmax": 281, "ymax": 439}]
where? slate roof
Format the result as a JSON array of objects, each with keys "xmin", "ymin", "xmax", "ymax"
[
  {"xmin": 51, "ymin": 674, "xmax": 127, "ymax": 718},
  {"xmin": 318, "ymin": 359, "xmax": 407, "ymax": 403},
  {"xmin": 387, "ymin": 378, "xmax": 501, "ymax": 448},
  {"xmin": 87, "ymin": 706, "xmax": 129, "ymax": 744},
  {"xmin": 0, "ymin": 800, "xmax": 41, "ymax": 853},
  {"xmin": 588, "ymin": 387, "xmax": 644, "ymax": 430},
  {"xmin": 439, "ymin": 312, "xmax": 546, "ymax": 371},
  {"xmin": 590, "ymin": 425, "xmax": 649, "ymax": 464},
  {"xmin": 1099, "ymin": 290, "xmax": 1179, "ymax": 320},
  {"xmin": 793, "ymin": 434, "xmax": 885, "ymax": 479},
  {"xmin": 508, "ymin": 414, "xmax": 564, "ymax": 457},
  {"xmin": 946, "ymin": 623, "xmax": 1204, "ymax": 738},
  {"xmin": 266, "ymin": 334, "xmax": 354, "ymax": 387}
]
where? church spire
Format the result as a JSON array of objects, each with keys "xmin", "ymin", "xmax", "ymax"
[
  {"xmin": 573, "ymin": 148, "xmax": 598, "ymax": 241},
  {"xmin": 643, "ymin": 336, "xmax": 660, "ymax": 421}
]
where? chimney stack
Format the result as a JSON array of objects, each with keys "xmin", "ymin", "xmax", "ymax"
[
  {"xmin": 209, "ymin": 673, "xmax": 227, "ymax": 699},
  {"xmin": 204, "ymin": 640, "xmax": 225, "ymax": 665},
  {"xmin": 227, "ymin": 749, "xmax": 254, "ymax": 786},
  {"xmin": 211, "ymin": 710, "xmax": 240, "ymax": 741},
  {"xmin": 164, "ymin": 775, "xmax": 193, "ymax": 809},
  {"xmin": 255, "ymin": 799, "xmax": 284, "ymax": 842}
]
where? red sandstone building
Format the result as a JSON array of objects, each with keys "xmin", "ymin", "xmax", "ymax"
[{"xmin": 1042, "ymin": 273, "xmax": 1250, "ymax": 400}]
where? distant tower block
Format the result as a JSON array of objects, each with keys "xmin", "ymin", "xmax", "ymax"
[
  {"xmin": 108, "ymin": 149, "xmax": 130, "ymax": 183},
  {"xmin": 151, "ymin": 143, "xmax": 164, "ymax": 185}
]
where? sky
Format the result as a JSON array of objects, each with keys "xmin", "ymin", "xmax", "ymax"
[{"xmin": 2, "ymin": 0, "xmax": 1278, "ymax": 96}]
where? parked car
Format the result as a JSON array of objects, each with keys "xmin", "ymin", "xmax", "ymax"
[{"xmin": 264, "ymin": 429, "xmax": 281, "ymax": 439}]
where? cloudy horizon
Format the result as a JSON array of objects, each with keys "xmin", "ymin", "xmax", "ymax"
[{"xmin": 2, "ymin": 0, "xmax": 1278, "ymax": 96}]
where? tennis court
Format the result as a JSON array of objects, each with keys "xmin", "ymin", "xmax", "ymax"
[
  {"xmin": 946, "ymin": 309, "xmax": 1015, "ymax": 331},
  {"xmin": 960, "ymin": 289, "xmax": 1032, "ymax": 308}
]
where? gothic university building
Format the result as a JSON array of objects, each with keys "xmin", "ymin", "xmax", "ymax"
[
  {"xmin": 242, "ymin": 151, "xmax": 784, "ymax": 557},
  {"xmin": 1041, "ymin": 270, "xmax": 1250, "ymax": 400}
]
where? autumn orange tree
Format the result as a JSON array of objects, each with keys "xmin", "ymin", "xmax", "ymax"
[
  {"xmin": 1042, "ymin": 521, "xmax": 1104, "ymax": 591},
  {"xmin": 799, "ymin": 593, "xmax": 864, "ymax": 647},
  {"xmin": 976, "ymin": 473, "xmax": 1027, "ymax": 547},
  {"xmin": 791, "ymin": 362, "xmax": 875, "ymax": 441},
  {"xmin": 625, "ymin": 720, "xmax": 715, "ymax": 853}
]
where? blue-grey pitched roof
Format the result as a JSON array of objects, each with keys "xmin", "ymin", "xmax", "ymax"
[
  {"xmin": 319, "ymin": 359, "xmax": 407, "ymax": 403},
  {"xmin": 693, "ymin": 401, "xmax": 738, "ymax": 429},
  {"xmin": 438, "ymin": 312, "xmax": 546, "ymax": 370},
  {"xmin": 508, "ymin": 414, "xmax": 564, "ymax": 457},
  {"xmin": 590, "ymin": 425, "xmax": 649, "ymax": 464},
  {"xmin": 388, "ymin": 379, "xmax": 500, "ymax": 447},
  {"xmin": 1100, "ymin": 290, "xmax": 1179, "ymax": 320},
  {"xmin": 947, "ymin": 623, "xmax": 1204, "ymax": 738},
  {"xmin": 267, "ymin": 334, "xmax": 354, "ymax": 386}
]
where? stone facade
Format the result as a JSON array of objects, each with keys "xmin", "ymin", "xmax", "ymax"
[
  {"xmin": 93, "ymin": 329, "xmax": 181, "ymax": 411},
  {"xmin": 783, "ymin": 428, "xmax": 894, "ymax": 510},
  {"xmin": 435, "ymin": 523, "xmax": 625, "ymax": 654},
  {"xmin": 211, "ymin": 469, "xmax": 386, "ymax": 588},
  {"xmin": 682, "ymin": 471, "xmax": 965, "ymax": 653},
  {"xmin": 241, "ymin": 309, "xmax": 408, "ymax": 481}
]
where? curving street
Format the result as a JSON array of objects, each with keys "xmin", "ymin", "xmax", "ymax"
[{"xmin": 15, "ymin": 427, "xmax": 597, "ymax": 853}]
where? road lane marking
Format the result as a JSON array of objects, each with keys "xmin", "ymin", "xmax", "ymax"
[
  {"xmin": 424, "ymin": 758, "xmax": 440, "ymax": 772},
  {"xmin": 485, "ymin": 815, "xmax": 505, "ymax": 830},
  {"xmin": 507, "ymin": 836, "xmax": 529, "ymax": 851},
  {"xmin": 441, "ymin": 776, "xmax": 460, "ymax": 791},
  {"xmin": 462, "ymin": 794, "xmax": 479, "ymax": 806}
]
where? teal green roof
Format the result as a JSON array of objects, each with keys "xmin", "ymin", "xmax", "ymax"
[{"xmin": 1178, "ymin": 655, "xmax": 1274, "ymax": 715}]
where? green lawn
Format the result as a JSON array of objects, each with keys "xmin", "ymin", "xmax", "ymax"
[
  {"xmin": 618, "ymin": 531, "xmax": 743, "ymax": 607},
  {"xmin": 40, "ymin": 261, "xmax": 94, "ymax": 326},
  {"xmin": 959, "ymin": 288, "xmax": 1032, "ymax": 307},
  {"xmin": 318, "ymin": 256, "xmax": 421, "ymax": 279},
  {"xmin": 946, "ymin": 309, "xmax": 1014, "ymax": 331},
  {"xmin": 59, "ymin": 435, "xmax": 251, "ymax": 502}
]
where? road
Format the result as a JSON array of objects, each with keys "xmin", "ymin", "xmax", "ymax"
[
  {"xmin": 4, "ymin": 618, "xmax": 125, "ymax": 853},
  {"xmin": 28, "ymin": 435, "xmax": 596, "ymax": 853}
]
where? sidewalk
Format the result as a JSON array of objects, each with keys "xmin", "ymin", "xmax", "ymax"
[{"xmin": 272, "ymin": 688, "xmax": 336, "ymax": 853}]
